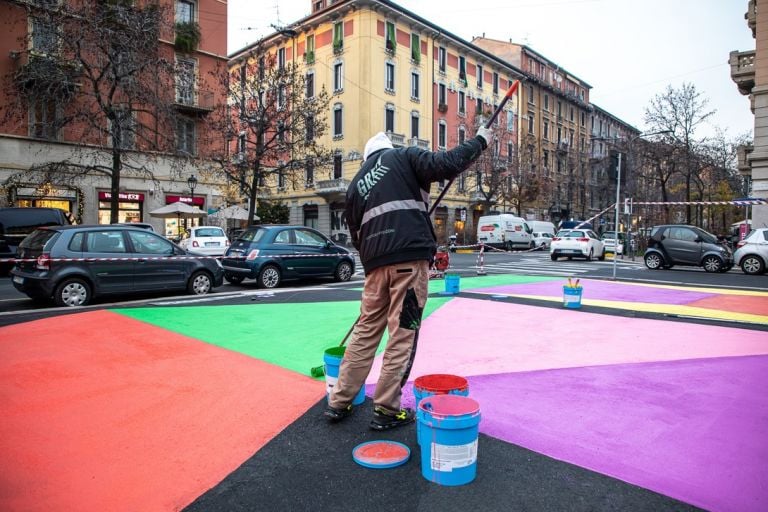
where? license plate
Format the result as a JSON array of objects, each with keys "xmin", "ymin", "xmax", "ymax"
[
  {"xmin": 13, "ymin": 275, "xmax": 23, "ymax": 284},
  {"xmin": 205, "ymin": 242, "xmax": 219, "ymax": 247}
]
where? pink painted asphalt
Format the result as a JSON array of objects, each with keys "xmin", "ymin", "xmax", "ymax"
[
  {"xmin": 473, "ymin": 279, "xmax": 715, "ymax": 305},
  {"xmin": 466, "ymin": 356, "xmax": 768, "ymax": 512},
  {"xmin": 365, "ymin": 298, "xmax": 768, "ymax": 379},
  {"xmin": 364, "ymin": 297, "xmax": 768, "ymax": 511}
]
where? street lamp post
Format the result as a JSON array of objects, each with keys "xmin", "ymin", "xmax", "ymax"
[
  {"xmin": 187, "ymin": 174, "xmax": 198, "ymax": 231},
  {"xmin": 603, "ymin": 130, "xmax": 672, "ymax": 280}
]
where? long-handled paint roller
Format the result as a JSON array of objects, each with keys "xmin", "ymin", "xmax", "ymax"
[
  {"xmin": 309, "ymin": 80, "xmax": 522, "ymax": 378},
  {"xmin": 310, "ymin": 314, "xmax": 360, "ymax": 377},
  {"xmin": 428, "ymin": 79, "xmax": 521, "ymax": 215}
]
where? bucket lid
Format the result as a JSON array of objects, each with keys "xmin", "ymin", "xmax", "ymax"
[
  {"xmin": 414, "ymin": 374, "xmax": 468, "ymax": 393},
  {"xmin": 352, "ymin": 440, "xmax": 410, "ymax": 469},
  {"xmin": 419, "ymin": 394, "xmax": 480, "ymax": 417}
]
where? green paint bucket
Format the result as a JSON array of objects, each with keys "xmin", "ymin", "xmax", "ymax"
[{"xmin": 324, "ymin": 346, "xmax": 365, "ymax": 405}]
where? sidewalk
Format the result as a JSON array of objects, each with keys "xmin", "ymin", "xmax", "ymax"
[{"xmin": 1, "ymin": 275, "xmax": 766, "ymax": 511}]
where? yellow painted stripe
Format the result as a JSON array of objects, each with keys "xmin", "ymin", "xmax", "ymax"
[{"xmin": 486, "ymin": 293, "xmax": 768, "ymax": 324}]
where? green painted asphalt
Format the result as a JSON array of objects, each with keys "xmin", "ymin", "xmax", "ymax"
[{"xmin": 115, "ymin": 298, "xmax": 453, "ymax": 376}]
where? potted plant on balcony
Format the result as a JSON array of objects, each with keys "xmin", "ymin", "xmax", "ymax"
[{"xmin": 175, "ymin": 21, "xmax": 201, "ymax": 53}]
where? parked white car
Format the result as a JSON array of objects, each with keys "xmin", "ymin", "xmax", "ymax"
[
  {"xmin": 600, "ymin": 231, "xmax": 625, "ymax": 255},
  {"xmin": 532, "ymin": 232, "xmax": 553, "ymax": 250},
  {"xmin": 180, "ymin": 226, "xmax": 230, "ymax": 256},
  {"xmin": 550, "ymin": 229, "xmax": 606, "ymax": 261},
  {"xmin": 734, "ymin": 228, "xmax": 768, "ymax": 275}
]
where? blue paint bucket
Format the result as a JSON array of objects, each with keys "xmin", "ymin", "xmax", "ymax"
[
  {"xmin": 562, "ymin": 286, "xmax": 583, "ymax": 309},
  {"xmin": 444, "ymin": 273, "xmax": 460, "ymax": 294},
  {"xmin": 324, "ymin": 346, "xmax": 365, "ymax": 406},
  {"xmin": 413, "ymin": 374, "xmax": 470, "ymax": 445},
  {"xmin": 417, "ymin": 394, "xmax": 481, "ymax": 486}
]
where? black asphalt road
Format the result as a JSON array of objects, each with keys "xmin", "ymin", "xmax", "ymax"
[{"xmin": 184, "ymin": 398, "xmax": 701, "ymax": 512}]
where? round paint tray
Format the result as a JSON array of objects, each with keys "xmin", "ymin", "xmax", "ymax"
[{"xmin": 352, "ymin": 440, "xmax": 410, "ymax": 469}]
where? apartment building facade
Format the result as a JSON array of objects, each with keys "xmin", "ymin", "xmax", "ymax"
[
  {"xmin": 0, "ymin": 0, "xmax": 228, "ymax": 238},
  {"xmin": 229, "ymin": 0, "xmax": 526, "ymax": 244},
  {"xmin": 228, "ymin": 0, "xmax": 640, "ymax": 244},
  {"xmin": 731, "ymin": 0, "xmax": 768, "ymax": 227},
  {"xmin": 472, "ymin": 38, "xmax": 638, "ymax": 225}
]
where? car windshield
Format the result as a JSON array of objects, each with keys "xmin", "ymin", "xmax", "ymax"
[
  {"xmin": 18, "ymin": 229, "xmax": 58, "ymax": 250},
  {"xmin": 240, "ymin": 228, "xmax": 266, "ymax": 243},
  {"xmin": 695, "ymin": 229, "xmax": 718, "ymax": 244},
  {"xmin": 195, "ymin": 228, "xmax": 225, "ymax": 237}
]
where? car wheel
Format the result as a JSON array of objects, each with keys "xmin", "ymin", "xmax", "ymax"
[
  {"xmin": 598, "ymin": 249, "xmax": 606, "ymax": 261},
  {"xmin": 741, "ymin": 255, "xmax": 765, "ymax": 275},
  {"xmin": 702, "ymin": 255, "xmax": 723, "ymax": 273},
  {"xmin": 644, "ymin": 253, "xmax": 663, "ymax": 270},
  {"xmin": 586, "ymin": 249, "xmax": 593, "ymax": 261},
  {"xmin": 334, "ymin": 260, "xmax": 353, "ymax": 282},
  {"xmin": 258, "ymin": 264, "xmax": 282, "ymax": 289},
  {"xmin": 224, "ymin": 272, "xmax": 245, "ymax": 285},
  {"xmin": 529, "ymin": 241, "xmax": 535, "ymax": 251},
  {"xmin": 550, "ymin": 254, "xmax": 558, "ymax": 261},
  {"xmin": 188, "ymin": 271, "xmax": 213, "ymax": 295},
  {"xmin": 54, "ymin": 278, "xmax": 92, "ymax": 307}
]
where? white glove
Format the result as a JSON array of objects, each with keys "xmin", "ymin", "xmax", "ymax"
[{"xmin": 476, "ymin": 126, "xmax": 493, "ymax": 148}]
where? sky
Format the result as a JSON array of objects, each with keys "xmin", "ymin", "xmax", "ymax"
[{"xmin": 226, "ymin": 0, "xmax": 755, "ymax": 141}]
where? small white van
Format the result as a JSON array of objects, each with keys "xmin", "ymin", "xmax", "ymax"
[
  {"xmin": 529, "ymin": 221, "xmax": 555, "ymax": 235},
  {"xmin": 476, "ymin": 214, "xmax": 534, "ymax": 250}
]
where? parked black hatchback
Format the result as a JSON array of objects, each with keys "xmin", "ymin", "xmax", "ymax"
[
  {"xmin": 221, "ymin": 225, "xmax": 354, "ymax": 288},
  {"xmin": 11, "ymin": 225, "xmax": 224, "ymax": 306},
  {"xmin": 0, "ymin": 207, "xmax": 71, "ymax": 275},
  {"xmin": 643, "ymin": 224, "xmax": 734, "ymax": 273}
]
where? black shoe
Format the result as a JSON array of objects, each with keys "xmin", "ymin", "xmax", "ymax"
[
  {"xmin": 324, "ymin": 404, "xmax": 353, "ymax": 422},
  {"xmin": 369, "ymin": 406, "xmax": 415, "ymax": 431}
]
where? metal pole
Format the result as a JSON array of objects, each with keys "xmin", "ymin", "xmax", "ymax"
[{"xmin": 613, "ymin": 152, "xmax": 621, "ymax": 280}]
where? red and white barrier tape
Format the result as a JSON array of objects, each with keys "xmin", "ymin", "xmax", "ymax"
[
  {"xmin": 632, "ymin": 199, "xmax": 767, "ymax": 206},
  {"xmin": 0, "ymin": 252, "xmax": 357, "ymax": 264}
]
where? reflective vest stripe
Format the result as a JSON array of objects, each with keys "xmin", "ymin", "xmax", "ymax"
[{"xmin": 361, "ymin": 199, "xmax": 427, "ymax": 227}]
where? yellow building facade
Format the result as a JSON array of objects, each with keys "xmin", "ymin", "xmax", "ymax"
[{"xmin": 229, "ymin": 0, "xmax": 637, "ymax": 243}]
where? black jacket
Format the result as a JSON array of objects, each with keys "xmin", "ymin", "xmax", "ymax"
[{"xmin": 346, "ymin": 136, "xmax": 486, "ymax": 272}]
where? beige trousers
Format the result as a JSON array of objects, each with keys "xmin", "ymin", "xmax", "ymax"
[{"xmin": 328, "ymin": 260, "xmax": 429, "ymax": 414}]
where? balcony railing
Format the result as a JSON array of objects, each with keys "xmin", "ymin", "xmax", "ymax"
[
  {"xmin": 408, "ymin": 137, "xmax": 430, "ymax": 150},
  {"xmin": 386, "ymin": 132, "xmax": 406, "ymax": 147},
  {"xmin": 174, "ymin": 88, "xmax": 214, "ymax": 114},
  {"xmin": 316, "ymin": 178, "xmax": 350, "ymax": 195},
  {"xmin": 730, "ymin": 50, "xmax": 755, "ymax": 96}
]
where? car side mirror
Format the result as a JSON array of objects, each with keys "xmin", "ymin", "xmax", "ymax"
[
  {"xmin": 694, "ymin": 237, "xmax": 702, "ymax": 243},
  {"xmin": 326, "ymin": 239, "xmax": 334, "ymax": 248}
]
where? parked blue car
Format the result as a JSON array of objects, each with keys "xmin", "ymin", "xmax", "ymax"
[{"xmin": 221, "ymin": 225, "xmax": 355, "ymax": 288}]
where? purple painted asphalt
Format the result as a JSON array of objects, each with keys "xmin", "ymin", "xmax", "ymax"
[
  {"xmin": 465, "ymin": 356, "xmax": 768, "ymax": 512},
  {"xmin": 473, "ymin": 279, "xmax": 716, "ymax": 305}
]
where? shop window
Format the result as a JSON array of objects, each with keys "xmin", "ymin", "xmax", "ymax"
[{"xmin": 303, "ymin": 204, "xmax": 318, "ymax": 229}]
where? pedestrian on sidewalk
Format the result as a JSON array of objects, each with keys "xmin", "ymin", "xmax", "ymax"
[{"xmin": 325, "ymin": 127, "xmax": 492, "ymax": 430}]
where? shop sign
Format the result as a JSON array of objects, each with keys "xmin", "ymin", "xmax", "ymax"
[
  {"xmin": 99, "ymin": 191, "xmax": 145, "ymax": 201},
  {"xmin": 165, "ymin": 195, "xmax": 205, "ymax": 206}
]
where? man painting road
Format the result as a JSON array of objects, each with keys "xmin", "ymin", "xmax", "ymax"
[{"xmin": 325, "ymin": 127, "xmax": 492, "ymax": 430}]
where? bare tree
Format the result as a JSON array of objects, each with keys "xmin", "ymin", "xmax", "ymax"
[
  {"xmin": 501, "ymin": 142, "xmax": 545, "ymax": 217},
  {"xmin": 1, "ymin": 0, "xmax": 190, "ymax": 222},
  {"xmin": 644, "ymin": 82, "xmax": 715, "ymax": 223},
  {"xmin": 697, "ymin": 129, "xmax": 748, "ymax": 232},
  {"xmin": 204, "ymin": 43, "xmax": 333, "ymax": 223},
  {"xmin": 468, "ymin": 110, "xmax": 515, "ymax": 214}
]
